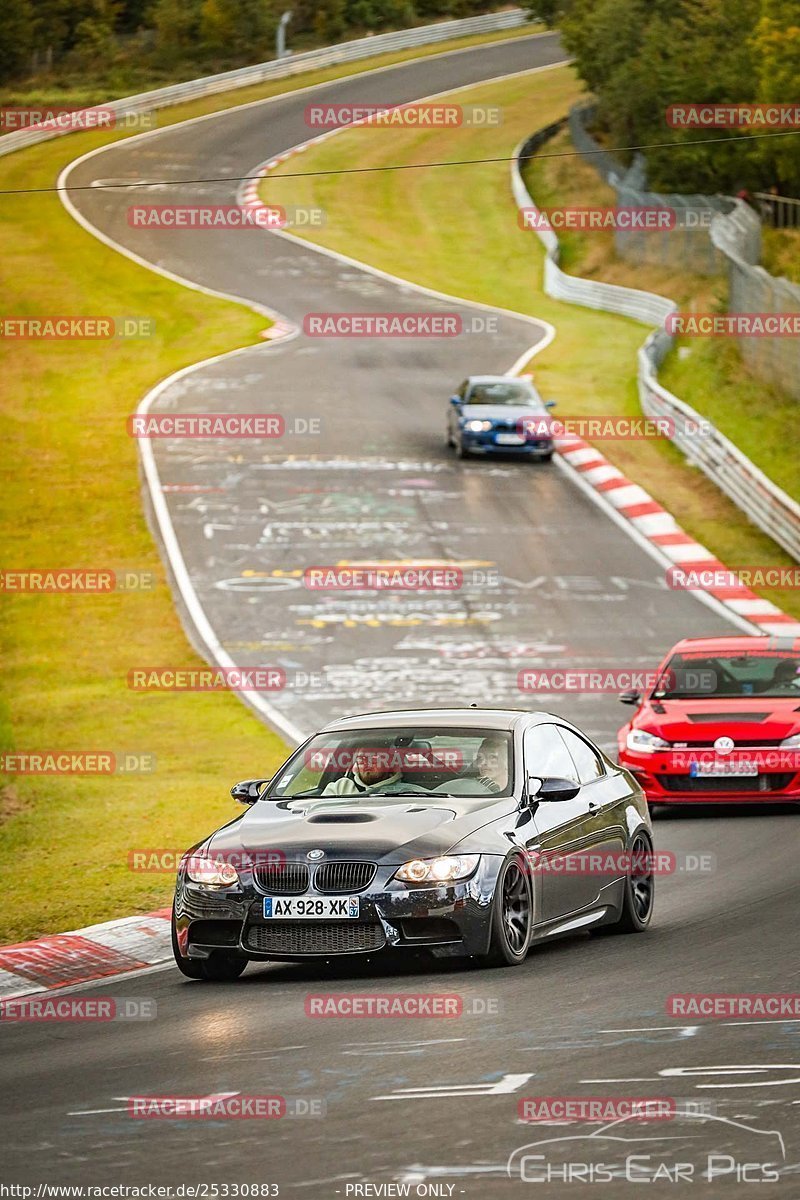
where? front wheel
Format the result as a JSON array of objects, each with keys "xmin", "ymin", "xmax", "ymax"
[
  {"xmin": 456, "ymin": 436, "xmax": 469, "ymax": 459},
  {"xmin": 482, "ymin": 856, "xmax": 533, "ymax": 967}
]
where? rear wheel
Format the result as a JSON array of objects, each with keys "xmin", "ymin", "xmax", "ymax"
[
  {"xmin": 606, "ymin": 832, "xmax": 655, "ymax": 934},
  {"xmin": 172, "ymin": 912, "xmax": 248, "ymax": 981},
  {"xmin": 482, "ymin": 856, "xmax": 532, "ymax": 966}
]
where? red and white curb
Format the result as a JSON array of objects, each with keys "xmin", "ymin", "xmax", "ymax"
[
  {"xmin": 0, "ymin": 910, "xmax": 172, "ymax": 1000},
  {"xmin": 552, "ymin": 435, "xmax": 800, "ymax": 635}
]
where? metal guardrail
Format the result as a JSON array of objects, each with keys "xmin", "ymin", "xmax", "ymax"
[
  {"xmin": 0, "ymin": 9, "xmax": 528, "ymax": 160},
  {"xmin": 515, "ymin": 127, "xmax": 675, "ymax": 326},
  {"xmin": 512, "ymin": 129, "xmax": 800, "ymax": 563}
]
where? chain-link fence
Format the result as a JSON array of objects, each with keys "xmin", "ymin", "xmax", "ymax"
[
  {"xmin": 570, "ymin": 103, "xmax": 800, "ymax": 400},
  {"xmin": 711, "ymin": 204, "xmax": 800, "ymax": 399},
  {"xmin": 569, "ymin": 103, "xmax": 730, "ymax": 274}
]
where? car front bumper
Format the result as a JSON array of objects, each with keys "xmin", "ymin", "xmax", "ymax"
[
  {"xmin": 619, "ymin": 747, "xmax": 800, "ymax": 804},
  {"xmin": 174, "ymin": 856, "xmax": 504, "ymax": 961},
  {"xmin": 462, "ymin": 434, "xmax": 553, "ymax": 457}
]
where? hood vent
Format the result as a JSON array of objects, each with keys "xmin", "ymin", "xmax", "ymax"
[
  {"xmin": 686, "ymin": 712, "xmax": 768, "ymax": 723},
  {"xmin": 306, "ymin": 812, "xmax": 376, "ymax": 824}
]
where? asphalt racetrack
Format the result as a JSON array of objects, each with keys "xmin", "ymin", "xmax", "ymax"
[{"xmin": 2, "ymin": 31, "xmax": 798, "ymax": 1195}]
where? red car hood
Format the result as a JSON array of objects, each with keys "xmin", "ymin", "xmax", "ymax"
[{"xmin": 633, "ymin": 697, "xmax": 800, "ymax": 742}]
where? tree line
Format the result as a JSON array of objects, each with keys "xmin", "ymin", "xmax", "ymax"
[
  {"xmin": 0, "ymin": 0, "xmax": 495, "ymax": 89},
  {"xmin": 533, "ymin": 0, "xmax": 800, "ymax": 195}
]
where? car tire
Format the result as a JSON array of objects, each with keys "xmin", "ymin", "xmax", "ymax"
[
  {"xmin": 456, "ymin": 437, "xmax": 469, "ymax": 459},
  {"xmin": 482, "ymin": 855, "xmax": 533, "ymax": 967},
  {"xmin": 603, "ymin": 831, "xmax": 655, "ymax": 935},
  {"xmin": 171, "ymin": 911, "xmax": 247, "ymax": 981},
  {"xmin": 540, "ymin": 451, "xmax": 553, "ymax": 462},
  {"xmin": 446, "ymin": 426, "xmax": 454, "ymax": 448}
]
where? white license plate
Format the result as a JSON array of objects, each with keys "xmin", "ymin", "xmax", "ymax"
[
  {"xmin": 263, "ymin": 896, "xmax": 359, "ymax": 919},
  {"xmin": 495, "ymin": 433, "xmax": 525, "ymax": 446},
  {"xmin": 690, "ymin": 760, "xmax": 759, "ymax": 778}
]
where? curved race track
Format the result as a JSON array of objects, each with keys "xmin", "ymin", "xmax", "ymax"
[{"xmin": 1, "ymin": 32, "xmax": 797, "ymax": 1194}]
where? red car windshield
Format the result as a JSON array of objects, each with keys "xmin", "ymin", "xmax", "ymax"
[{"xmin": 654, "ymin": 653, "xmax": 800, "ymax": 699}]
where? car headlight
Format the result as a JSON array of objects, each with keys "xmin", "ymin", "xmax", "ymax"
[
  {"xmin": 463, "ymin": 419, "xmax": 493, "ymax": 433},
  {"xmin": 393, "ymin": 854, "xmax": 480, "ymax": 884},
  {"xmin": 185, "ymin": 855, "xmax": 240, "ymax": 887},
  {"xmin": 779, "ymin": 733, "xmax": 800, "ymax": 749},
  {"xmin": 626, "ymin": 729, "xmax": 670, "ymax": 754}
]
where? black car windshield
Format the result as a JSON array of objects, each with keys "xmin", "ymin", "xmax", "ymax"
[
  {"xmin": 467, "ymin": 381, "xmax": 541, "ymax": 406},
  {"xmin": 267, "ymin": 727, "xmax": 514, "ymax": 800},
  {"xmin": 654, "ymin": 653, "xmax": 800, "ymax": 699}
]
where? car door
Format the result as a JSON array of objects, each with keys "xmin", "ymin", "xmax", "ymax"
[
  {"xmin": 557, "ymin": 727, "xmax": 629, "ymax": 907},
  {"xmin": 522, "ymin": 723, "xmax": 600, "ymax": 921}
]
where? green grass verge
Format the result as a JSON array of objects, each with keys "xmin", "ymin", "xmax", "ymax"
[
  {"xmin": 762, "ymin": 227, "xmax": 800, "ymax": 285},
  {"xmin": 262, "ymin": 66, "xmax": 799, "ymax": 623},
  {"xmin": 0, "ymin": 23, "xmax": 547, "ymax": 944}
]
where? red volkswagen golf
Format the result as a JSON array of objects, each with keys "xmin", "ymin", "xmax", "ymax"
[{"xmin": 617, "ymin": 635, "xmax": 800, "ymax": 808}]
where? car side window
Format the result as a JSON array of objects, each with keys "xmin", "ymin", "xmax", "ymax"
[
  {"xmin": 523, "ymin": 724, "xmax": 579, "ymax": 784},
  {"xmin": 459, "ymin": 380, "xmax": 469, "ymax": 400},
  {"xmin": 558, "ymin": 728, "xmax": 605, "ymax": 784}
]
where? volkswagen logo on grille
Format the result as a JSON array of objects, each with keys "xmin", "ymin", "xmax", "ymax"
[
  {"xmin": 306, "ymin": 849, "xmax": 325, "ymax": 861},
  {"xmin": 714, "ymin": 735, "xmax": 735, "ymax": 755}
]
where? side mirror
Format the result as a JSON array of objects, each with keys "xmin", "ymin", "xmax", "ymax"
[
  {"xmin": 528, "ymin": 775, "xmax": 581, "ymax": 803},
  {"xmin": 545, "ymin": 400, "xmax": 556, "ymax": 410},
  {"xmin": 450, "ymin": 395, "xmax": 462, "ymax": 406},
  {"xmin": 230, "ymin": 778, "xmax": 270, "ymax": 804},
  {"xmin": 619, "ymin": 690, "xmax": 641, "ymax": 706}
]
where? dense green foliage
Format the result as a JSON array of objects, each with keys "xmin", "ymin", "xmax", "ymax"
[
  {"xmin": 0, "ymin": 0, "xmax": 504, "ymax": 92},
  {"xmin": 531, "ymin": 0, "xmax": 800, "ymax": 193}
]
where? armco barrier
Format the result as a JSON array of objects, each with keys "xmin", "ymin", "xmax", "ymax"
[
  {"xmin": 513, "ymin": 130, "xmax": 800, "ymax": 563},
  {"xmin": 0, "ymin": 9, "xmax": 528, "ymax": 161}
]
